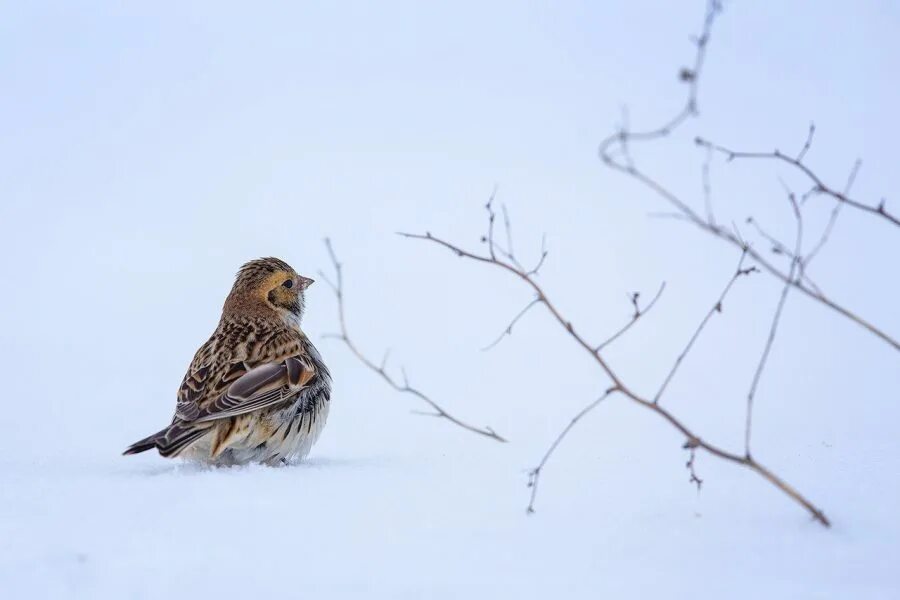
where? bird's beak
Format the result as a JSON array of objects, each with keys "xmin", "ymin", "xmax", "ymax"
[{"xmin": 298, "ymin": 276, "xmax": 315, "ymax": 290}]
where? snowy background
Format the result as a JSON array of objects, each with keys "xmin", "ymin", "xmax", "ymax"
[{"xmin": 1, "ymin": 1, "xmax": 899, "ymax": 598}]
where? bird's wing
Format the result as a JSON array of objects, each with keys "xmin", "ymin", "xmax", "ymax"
[
  {"xmin": 192, "ymin": 355, "xmax": 316, "ymax": 422},
  {"xmin": 175, "ymin": 334, "xmax": 318, "ymax": 423}
]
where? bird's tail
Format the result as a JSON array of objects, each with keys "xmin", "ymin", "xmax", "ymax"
[
  {"xmin": 123, "ymin": 429, "xmax": 165, "ymax": 455},
  {"xmin": 123, "ymin": 423, "xmax": 208, "ymax": 458}
]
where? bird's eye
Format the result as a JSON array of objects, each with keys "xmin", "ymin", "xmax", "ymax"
[{"xmin": 282, "ymin": 279, "xmax": 294, "ymax": 289}]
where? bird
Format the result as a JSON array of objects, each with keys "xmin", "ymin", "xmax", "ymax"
[{"xmin": 124, "ymin": 257, "xmax": 332, "ymax": 466}]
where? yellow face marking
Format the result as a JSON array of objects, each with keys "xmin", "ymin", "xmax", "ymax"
[{"xmin": 257, "ymin": 271, "xmax": 296, "ymax": 304}]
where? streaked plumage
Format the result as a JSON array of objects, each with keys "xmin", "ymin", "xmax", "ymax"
[{"xmin": 124, "ymin": 257, "xmax": 332, "ymax": 466}]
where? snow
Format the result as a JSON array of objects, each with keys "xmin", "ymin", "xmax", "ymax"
[
  {"xmin": 3, "ymin": 370, "xmax": 899, "ymax": 598},
  {"xmin": 2, "ymin": 1, "xmax": 900, "ymax": 598}
]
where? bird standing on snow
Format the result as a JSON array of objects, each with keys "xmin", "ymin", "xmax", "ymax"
[{"xmin": 124, "ymin": 257, "xmax": 332, "ymax": 466}]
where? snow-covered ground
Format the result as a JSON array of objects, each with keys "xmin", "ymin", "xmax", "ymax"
[
  {"xmin": 2, "ymin": 373, "xmax": 899, "ymax": 598},
  {"xmin": 2, "ymin": 1, "xmax": 899, "ymax": 598}
]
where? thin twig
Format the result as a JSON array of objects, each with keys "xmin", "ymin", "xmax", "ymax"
[
  {"xmin": 501, "ymin": 203, "xmax": 515, "ymax": 260},
  {"xmin": 746, "ymin": 217, "xmax": 795, "ymax": 259},
  {"xmin": 634, "ymin": 174, "xmax": 898, "ymax": 350},
  {"xmin": 481, "ymin": 297, "xmax": 543, "ymax": 351},
  {"xmin": 595, "ymin": 281, "xmax": 667, "ymax": 352},
  {"xmin": 702, "ymin": 143, "xmax": 716, "ymax": 225},
  {"xmin": 697, "ymin": 137, "xmax": 897, "ymax": 228},
  {"xmin": 526, "ymin": 386, "xmax": 619, "ymax": 514},
  {"xmin": 684, "ymin": 440, "xmax": 703, "ymax": 491},
  {"xmin": 598, "ymin": 0, "xmax": 721, "ymax": 159},
  {"xmin": 320, "ymin": 238, "xmax": 507, "ymax": 443},
  {"xmin": 485, "ymin": 187, "xmax": 499, "ymax": 261},
  {"xmin": 804, "ymin": 159, "xmax": 861, "ymax": 268},
  {"xmin": 654, "ymin": 251, "xmax": 758, "ymax": 404},
  {"xmin": 796, "ymin": 122, "xmax": 816, "ymax": 162},
  {"xmin": 481, "ymin": 195, "xmax": 547, "ymax": 276},
  {"xmin": 744, "ymin": 191, "xmax": 802, "ymax": 457},
  {"xmin": 527, "ymin": 235, "xmax": 550, "ymax": 277}
]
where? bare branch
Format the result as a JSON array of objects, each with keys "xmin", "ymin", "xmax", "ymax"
[
  {"xmin": 593, "ymin": 1, "xmax": 898, "ymax": 352},
  {"xmin": 527, "ymin": 386, "xmax": 619, "ymax": 514},
  {"xmin": 485, "ymin": 186, "xmax": 499, "ymax": 261},
  {"xmin": 697, "ymin": 136, "xmax": 898, "ymax": 228},
  {"xmin": 654, "ymin": 251, "xmax": 757, "ymax": 404},
  {"xmin": 399, "ymin": 226, "xmax": 831, "ymax": 527},
  {"xmin": 796, "ymin": 122, "xmax": 816, "ymax": 162},
  {"xmin": 481, "ymin": 194, "xmax": 548, "ymax": 276},
  {"xmin": 320, "ymin": 238, "xmax": 507, "ymax": 443},
  {"xmin": 684, "ymin": 440, "xmax": 703, "ymax": 491},
  {"xmin": 744, "ymin": 190, "xmax": 803, "ymax": 457},
  {"xmin": 375, "ymin": 0, "xmax": 892, "ymax": 529},
  {"xmin": 598, "ymin": 0, "xmax": 721, "ymax": 160},
  {"xmin": 595, "ymin": 281, "xmax": 666, "ymax": 352},
  {"xmin": 501, "ymin": 203, "xmax": 515, "ymax": 260},
  {"xmin": 527, "ymin": 234, "xmax": 549, "ymax": 277},
  {"xmin": 701, "ymin": 142, "xmax": 716, "ymax": 225},
  {"xmin": 746, "ymin": 217, "xmax": 795, "ymax": 259},
  {"xmin": 689, "ymin": 213, "xmax": 896, "ymax": 350},
  {"xmin": 804, "ymin": 159, "xmax": 861, "ymax": 268},
  {"xmin": 602, "ymin": 138, "xmax": 899, "ymax": 350},
  {"xmin": 481, "ymin": 297, "xmax": 543, "ymax": 351}
]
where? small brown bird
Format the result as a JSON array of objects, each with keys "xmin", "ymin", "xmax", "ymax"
[{"xmin": 124, "ymin": 257, "xmax": 332, "ymax": 466}]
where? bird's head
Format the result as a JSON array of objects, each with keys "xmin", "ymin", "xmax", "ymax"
[{"xmin": 223, "ymin": 257, "xmax": 314, "ymax": 326}]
